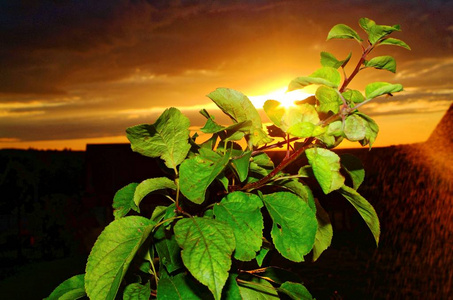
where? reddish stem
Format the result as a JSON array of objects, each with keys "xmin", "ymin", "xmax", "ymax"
[
  {"xmin": 339, "ymin": 45, "xmax": 372, "ymax": 93},
  {"xmin": 236, "ymin": 137, "xmax": 315, "ymax": 192}
]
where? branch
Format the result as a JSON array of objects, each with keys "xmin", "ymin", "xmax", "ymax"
[{"xmin": 235, "ymin": 137, "xmax": 315, "ymax": 192}]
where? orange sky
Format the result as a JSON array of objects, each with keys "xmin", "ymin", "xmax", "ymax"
[{"xmin": 0, "ymin": 1, "xmax": 452, "ymax": 150}]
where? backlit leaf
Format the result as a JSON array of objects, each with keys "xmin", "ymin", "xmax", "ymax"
[
  {"xmin": 342, "ymin": 89, "xmax": 365, "ymax": 103},
  {"xmin": 214, "ymin": 191, "xmax": 264, "ymax": 261},
  {"xmin": 85, "ymin": 216, "xmax": 155, "ymax": 300},
  {"xmin": 262, "ymin": 192, "xmax": 317, "ymax": 262},
  {"xmin": 263, "ymin": 100, "xmax": 285, "ymax": 127},
  {"xmin": 288, "ymin": 67, "xmax": 341, "ymax": 91},
  {"xmin": 359, "ymin": 17, "xmax": 401, "ymax": 45},
  {"xmin": 338, "ymin": 185, "xmax": 380, "ymax": 246},
  {"xmin": 344, "ymin": 114, "xmax": 367, "ymax": 141},
  {"xmin": 201, "ymin": 116, "xmax": 225, "ymax": 134},
  {"xmin": 320, "ymin": 51, "xmax": 352, "ymax": 69},
  {"xmin": 179, "ymin": 151, "xmax": 231, "ymax": 204},
  {"xmin": 315, "ymin": 85, "xmax": 342, "ymax": 114},
  {"xmin": 305, "ymin": 148, "xmax": 345, "ymax": 194},
  {"xmin": 281, "ymin": 104, "xmax": 319, "ymax": 132},
  {"xmin": 207, "ymin": 88, "xmax": 272, "ymax": 147},
  {"xmin": 364, "ymin": 55, "xmax": 397, "ymax": 73},
  {"xmin": 378, "ymin": 38, "xmax": 411, "ymax": 50},
  {"xmin": 327, "ymin": 24, "xmax": 363, "ymax": 42},
  {"xmin": 356, "ymin": 112, "xmax": 379, "ymax": 148},
  {"xmin": 112, "ymin": 183, "xmax": 139, "ymax": 220},
  {"xmin": 126, "ymin": 108, "xmax": 191, "ymax": 169},
  {"xmin": 134, "ymin": 177, "xmax": 176, "ymax": 209},
  {"xmin": 320, "ymin": 51, "xmax": 341, "ymax": 68},
  {"xmin": 45, "ymin": 274, "xmax": 86, "ymax": 300},
  {"xmin": 287, "ymin": 122, "xmax": 316, "ymax": 138},
  {"xmin": 174, "ymin": 217, "xmax": 235, "ymax": 300},
  {"xmin": 123, "ymin": 282, "xmax": 150, "ymax": 300},
  {"xmin": 279, "ymin": 282, "xmax": 313, "ymax": 300},
  {"xmin": 365, "ymin": 82, "xmax": 403, "ymax": 99}
]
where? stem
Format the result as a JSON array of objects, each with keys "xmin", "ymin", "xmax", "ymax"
[
  {"xmin": 150, "ymin": 257, "xmax": 159, "ymax": 287},
  {"xmin": 237, "ymin": 137, "xmax": 315, "ymax": 191},
  {"xmin": 253, "ymin": 136, "xmax": 300, "ymax": 154},
  {"xmin": 339, "ymin": 44, "xmax": 373, "ymax": 93}
]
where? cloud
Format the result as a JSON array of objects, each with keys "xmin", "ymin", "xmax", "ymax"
[{"xmin": 1, "ymin": 0, "xmax": 452, "ymax": 147}]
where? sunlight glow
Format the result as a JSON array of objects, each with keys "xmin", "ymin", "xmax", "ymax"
[{"xmin": 249, "ymin": 86, "xmax": 315, "ymax": 109}]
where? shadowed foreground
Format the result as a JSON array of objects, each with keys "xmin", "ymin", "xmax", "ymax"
[{"xmin": 0, "ymin": 105, "xmax": 452, "ymax": 299}]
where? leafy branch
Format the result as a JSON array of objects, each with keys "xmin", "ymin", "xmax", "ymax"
[{"xmin": 46, "ymin": 17, "xmax": 409, "ymax": 300}]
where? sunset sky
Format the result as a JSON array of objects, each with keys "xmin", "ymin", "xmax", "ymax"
[{"xmin": 1, "ymin": 0, "xmax": 452, "ymax": 150}]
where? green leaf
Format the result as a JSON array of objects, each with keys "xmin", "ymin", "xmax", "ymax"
[
  {"xmin": 327, "ymin": 24, "xmax": 363, "ymax": 42},
  {"xmin": 364, "ymin": 55, "xmax": 397, "ymax": 73},
  {"xmin": 201, "ymin": 116, "xmax": 225, "ymax": 134},
  {"xmin": 112, "ymin": 183, "xmax": 139, "ymax": 220},
  {"xmin": 356, "ymin": 112, "xmax": 379, "ymax": 148},
  {"xmin": 320, "ymin": 51, "xmax": 341, "ymax": 68},
  {"xmin": 255, "ymin": 246, "xmax": 270, "ymax": 267},
  {"xmin": 288, "ymin": 67, "xmax": 341, "ymax": 91},
  {"xmin": 126, "ymin": 108, "xmax": 191, "ymax": 169},
  {"xmin": 123, "ymin": 282, "xmax": 151, "ymax": 300},
  {"xmin": 338, "ymin": 185, "xmax": 380, "ymax": 246},
  {"xmin": 281, "ymin": 104, "xmax": 319, "ymax": 132},
  {"xmin": 342, "ymin": 89, "xmax": 365, "ymax": 103},
  {"xmin": 150, "ymin": 205, "xmax": 168, "ymax": 222},
  {"xmin": 179, "ymin": 151, "xmax": 231, "ymax": 204},
  {"xmin": 223, "ymin": 273, "xmax": 242, "ymax": 300},
  {"xmin": 262, "ymin": 192, "xmax": 317, "ymax": 262},
  {"xmin": 378, "ymin": 37, "xmax": 411, "ymax": 50},
  {"xmin": 45, "ymin": 274, "xmax": 86, "ymax": 300},
  {"xmin": 312, "ymin": 199, "xmax": 332, "ymax": 261},
  {"xmin": 305, "ymin": 148, "xmax": 345, "ymax": 194},
  {"xmin": 263, "ymin": 100, "xmax": 285, "ymax": 127},
  {"xmin": 174, "ymin": 217, "xmax": 236, "ymax": 300},
  {"xmin": 214, "ymin": 191, "xmax": 264, "ymax": 261},
  {"xmin": 154, "ymin": 224, "xmax": 183, "ymax": 273},
  {"xmin": 157, "ymin": 272, "xmax": 209, "ymax": 300},
  {"xmin": 320, "ymin": 51, "xmax": 352, "ymax": 69},
  {"xmin": 249, "ymin": 152, "xmax": 274, "ymax": 177},
  {"xmin": 238, "ymin": 277, "xmax": 279, "ymax": 299},
  {"xmin": 224, "ymin": 121, "xmax": 253, "ymax": 142},
  {"xmin": 207, "ymin": 88, "xmax": 272, "ymax": 147},
  {"xmin": 315, "ymin": 85, "xmax": 342, "ymax": 114},
  {"xmin": 287, "ymin": 122, "xmax": 317, "ymax": 138},
  {"xmin": 279, "ymin": 282, "xmax": 313, "ymax": 300},
  {"xmin": 278, "ymin": 179, "xmax": 316, "ymax": 212},
  {"xmin": 365, "ymin": 82, "xmax": 403, "ymax": 99},
  {"xmin": 231, "ymin": 151, "xmax": 252, "ymax": 182},
  {"xmin": 134, "ymin": 177, "xmax": 176, "ymax": 209},
  {"xmin": 316, "ymin": 121, "xmax": 344, "ymax": 148},
  {"xmin": 359, "ymin": 17, "xmax": 401, "ymax": 45},
  {"xmin": 344, "ymin": 114, "xmax": 367, "ymax": 141},
  {"xmin": 85, "ymin": 216, "xmax": 155, "ymax": 300},
  {"xmin": 340, "ymin": 154, "xmax": 365, "ymax": 190}
]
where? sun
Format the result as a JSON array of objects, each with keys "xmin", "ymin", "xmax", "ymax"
[{"xmin": 249, "ymin": 86, "xmax": 315, "ymax": 109}]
